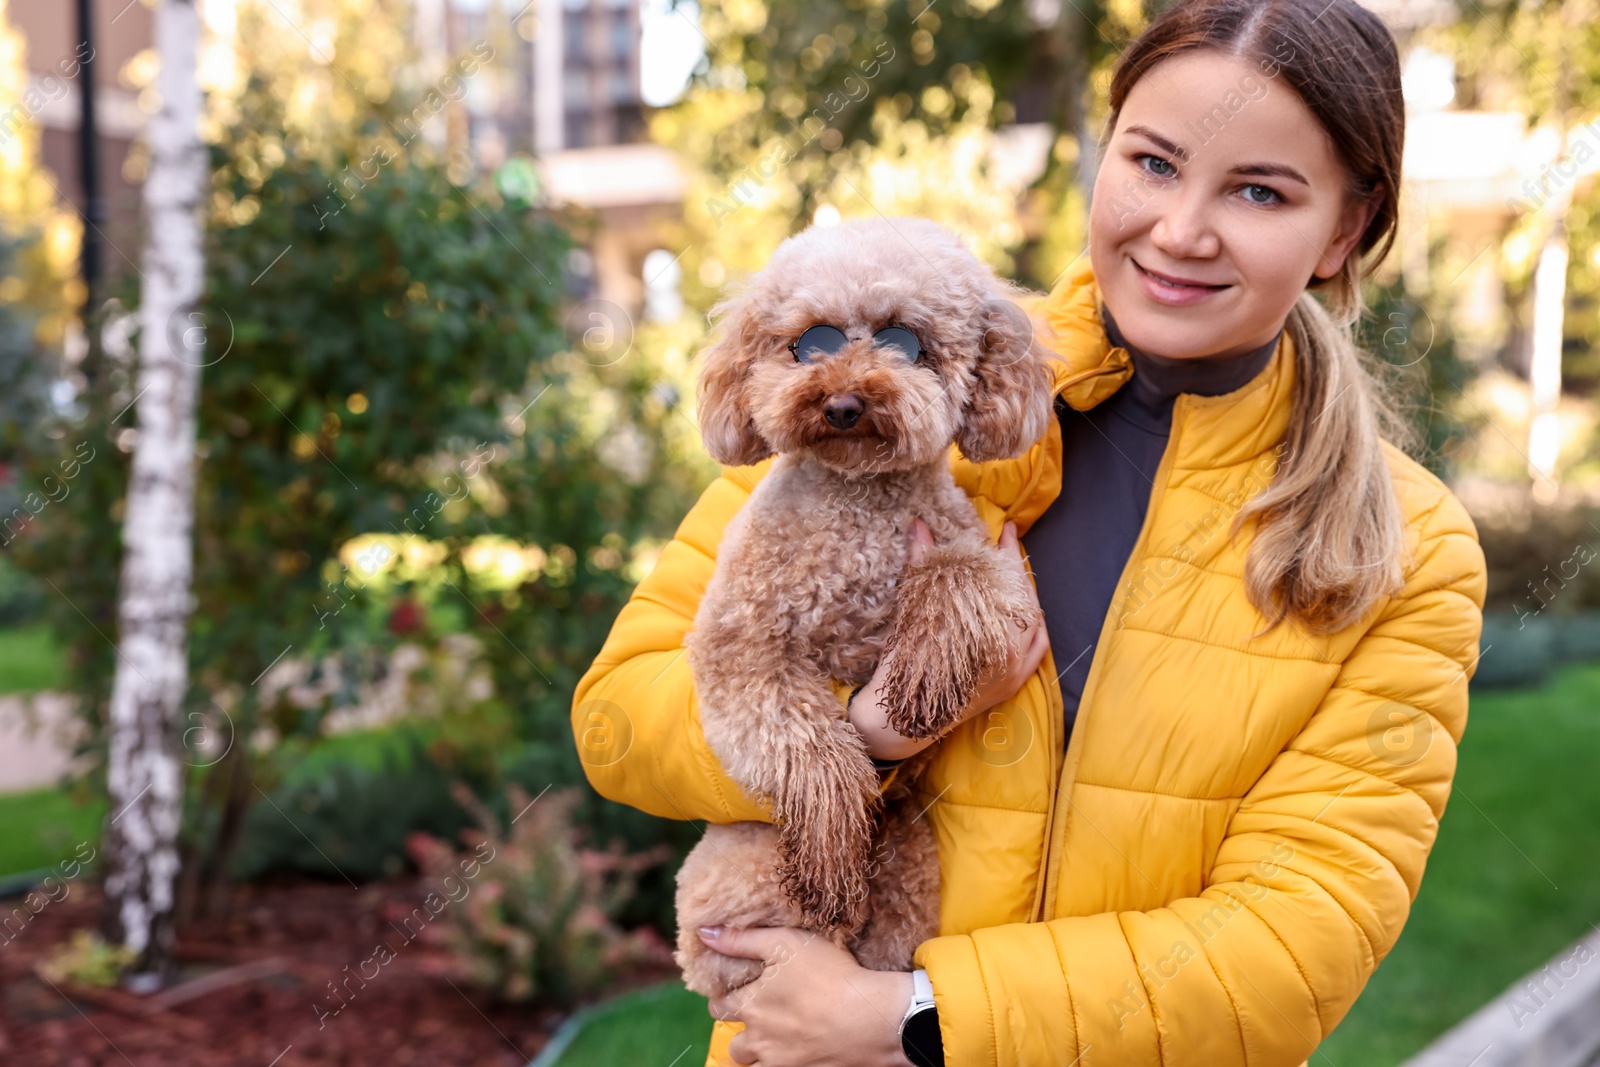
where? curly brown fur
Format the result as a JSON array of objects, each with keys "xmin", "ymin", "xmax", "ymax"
[
  {"xmin": 674, "ymin": 822, "xmax": 851, "ymax": 997},
  {"xmin": 678, "ymin": 215, "xmax": 1055, "ymax": 996},
  {"xmin": 878, "ymin": 538, "xmax": 1039, "ymax": 739},
  {"xmin": 848, "ymin": 778, "xmax": 942, "ymax": 972}
]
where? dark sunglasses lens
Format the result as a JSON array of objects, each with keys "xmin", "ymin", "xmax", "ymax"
[
  {"xmin": 873, "ymin": 326, "xmax": 921, "ymax": 359},
  {"xmin": 793, "ymin": 324, "xmax": 849, "ymax": 362}
]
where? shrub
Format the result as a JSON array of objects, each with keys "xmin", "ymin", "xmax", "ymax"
[
  {"xmin": 36, "ymin": 930, "xmax": 136, "ymax": 988},
  {"xmin": 1473, "ymin": 503, "xmax": 1600, "ymax": 616},
  {"xmin": 0, "ymin": 553, "xmax": 44, "ymax": 627},
  {"xmin": 406, "ymin": 783, "xmax": 673, "ymax": 1006},
  {"xmin": 230, "ymin": 727, "xmax": 496, "ymax": 883}
]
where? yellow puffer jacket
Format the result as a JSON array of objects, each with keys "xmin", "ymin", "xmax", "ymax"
[{"xmin": 570, "ymin": 261, "xmax": 1488, "ymax": 1067}]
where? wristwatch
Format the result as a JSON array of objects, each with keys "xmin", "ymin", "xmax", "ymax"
[{"xmin": 899, "ymin": 967, "xmax": 943, "ymax": 1067}]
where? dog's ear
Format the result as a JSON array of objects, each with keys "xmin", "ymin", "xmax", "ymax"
[
  {"xmin": 695, "ymin": 290, "xmax": 775, "ymax": 467},
  {"xmin": 954, "ymin": 297, "xmax": 1054, "ymax": 463}
]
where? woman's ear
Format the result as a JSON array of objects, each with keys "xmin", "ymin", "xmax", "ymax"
[
  {"xmin": 694, "ymin": 291, "xmax": 774, "ymax": 467},
  {"xmin": 955, "ymin": 297, "xmax": 1055, "ymax": 463}
]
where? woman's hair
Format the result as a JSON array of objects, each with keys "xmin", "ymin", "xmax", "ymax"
[{"xmin": 1102, "ymin": 0, "xmax": 1413, "ymax": 635}]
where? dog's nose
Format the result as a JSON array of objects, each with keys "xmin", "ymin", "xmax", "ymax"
[{"xmin": 823, "ymin": 393, "xmax": 865, "ymax": 429}]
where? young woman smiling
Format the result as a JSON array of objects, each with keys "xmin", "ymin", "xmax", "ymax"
[{"xmin": 572, "ymin": 1, "xmax": 1488, "ymax": 1064}]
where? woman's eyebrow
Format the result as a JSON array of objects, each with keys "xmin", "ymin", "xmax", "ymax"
[{"xmin": 1123, "ymin": 123, "xmax": 1311, "ymax": 186}]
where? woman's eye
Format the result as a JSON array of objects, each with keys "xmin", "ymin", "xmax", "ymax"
[
  {"xmin": 1135, "ymin": 153, "xmax": 1175, "ymax": 178},
  {"xmin": 1241, "ymin": 183, "xmax": 1282, "ymax": 206}
]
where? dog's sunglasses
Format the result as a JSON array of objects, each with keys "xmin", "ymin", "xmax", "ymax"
[{"xmin": 788, "ymin": 324, "xmax": 925, "ymax": 363}]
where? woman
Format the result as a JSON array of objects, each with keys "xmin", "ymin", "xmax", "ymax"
[{"xmin": 570, "ymin": 0, "xmax": 1487, "ymax": 1064}]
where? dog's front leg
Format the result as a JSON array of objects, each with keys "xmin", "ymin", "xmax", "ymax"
[
  {"xmin": 689, "ymin": 625, "xmax": 884, "ymax": 935},
  {"xmin": 876, "ymin": 536, "xmax": 1036, "ymax": 740}
]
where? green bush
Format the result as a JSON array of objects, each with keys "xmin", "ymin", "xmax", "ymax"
[
  {"xmin": 1470, "ymin": 608, "xmax": 1600, "ymax": 689},
  {"xmin": 0, "ymin": 231, "xmax": 55, "ymax": 628},
  {"xmin": 231, "ymin": 726, "xmax": 494, "ymax": 883},
  {"xmin": 0, "ymin": 555, "xmax": 44, "ymax": 627}
]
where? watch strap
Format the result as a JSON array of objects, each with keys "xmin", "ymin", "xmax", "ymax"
[
  {"xmin": 899, "ymin": 969, "xmax": 943, "ymax": 1067},
  {"xmin": 905, "ymin": 967, "xmax": 935, "ymax": 1014}
]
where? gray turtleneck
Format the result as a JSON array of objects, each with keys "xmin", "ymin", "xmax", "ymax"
[{"xmin": 1021, "ymin": 303, "xmax": 1284, "ymax": 744}]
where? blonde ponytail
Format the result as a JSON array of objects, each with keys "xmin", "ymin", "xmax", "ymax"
[{"xmin": 1233, "ymin": 271, "xmax": 1412, "ymax": 635}]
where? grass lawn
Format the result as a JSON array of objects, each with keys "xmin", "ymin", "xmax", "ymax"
[
  {"xmin": 0, "ymin": 787, "xmax": 104, "ymax": 879},
  {"xmin": 545, "ymin": 980, "xmax": 712, "ymax": 1067},
  {"xmin": 0, "ymin": 622, "xmax": 65, "ymax": 694},
  {"xmin": 549, "ymin": 663, "xmax": 1600, "ymax": 1067}
]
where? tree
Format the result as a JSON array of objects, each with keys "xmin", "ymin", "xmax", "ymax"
[
  {"xmin": 0, "ymin": 0, "xmax": 81, "ymax": 345},
  {"xmin": 1437, "ymin": 0, "xmax": 1600, "ymax": 491},
  {"xmin": 650, "ymin": 0, "xmax": 1134, "ymax": 300},
  {"xmin": 100, "ymin": 0, "xmax": 207, "ymax": 979}
]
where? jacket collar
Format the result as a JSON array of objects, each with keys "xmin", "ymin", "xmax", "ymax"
[{"xmin": 1027, "ymin": 259, "xmax": 1298, "ymax": 470}]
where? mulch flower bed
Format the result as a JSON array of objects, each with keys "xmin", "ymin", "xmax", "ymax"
[{"xmin": 0, "ymin": 877, "xmax": 680, "ymax": 1066}]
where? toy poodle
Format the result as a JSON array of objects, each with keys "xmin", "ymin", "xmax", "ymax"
[{"xmin": 674, "ymin": 215, "xmax": 1055, "ymax": 998}]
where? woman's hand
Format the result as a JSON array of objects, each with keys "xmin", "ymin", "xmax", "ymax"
[
  {"xmin": 847, "ymin": 517, "xmax": 1050, "ymax": 762},
  {"xmin": 698, "ymin": 924, "xmax": 915, "ymax": 1067}
]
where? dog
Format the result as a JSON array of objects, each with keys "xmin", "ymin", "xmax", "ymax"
[{"xmin": 674, "ymin": 215, "xmax": 1055, "ymax": 998}]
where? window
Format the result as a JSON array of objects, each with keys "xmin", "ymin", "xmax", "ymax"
[
  {"xmin": 564, "ymin": 15, "xmax": 587, "ymax": 56},
  {"xmin": 610, "ymin": 15, "xmax": 633, "ymax": 57},
  {"xmin": 610, "ymin": 66, "xmax": 633, "ymax": 103},
  {"xmin": 564, "ymin": 67, "xmax": 591, "ymax": 104}
]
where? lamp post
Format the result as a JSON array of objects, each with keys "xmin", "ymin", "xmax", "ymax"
[{"xmin": 76, "ymin": 0, "xmax": 104, "ymax": 395}]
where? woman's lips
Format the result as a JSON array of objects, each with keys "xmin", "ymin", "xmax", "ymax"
[{"xmin": 1132, "ymin": 259, "xmax": 1229, "ymax": 306}]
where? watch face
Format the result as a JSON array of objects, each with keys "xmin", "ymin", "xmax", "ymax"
[{"xmin": 901, "ymin": 1006, "xmax": 943, "ymax": 1067}]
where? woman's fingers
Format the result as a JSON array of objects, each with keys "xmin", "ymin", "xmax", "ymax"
[
  {"xmin": 1022, "ymin": 612, "xmax": 1050, "ymax": 673},
  {"xmin": 708, "ymin": 991, "xmax": 744, "ymax": 1022},
  {"xmin": 1001, "ymin": 520, "xmax": 1033, "ymax": 581},
  {"xmin": 1002, "ymin": 520, "xmax": 1044, "ymax": 643}
]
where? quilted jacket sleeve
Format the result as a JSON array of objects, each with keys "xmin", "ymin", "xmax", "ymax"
[
  {"xmin": 571, "ymin": 464, "xmax": 902, "ymax": 825},
  {"xmin": 911, "ymin": 492, "xmax": 1487, "ymax": 1067}
]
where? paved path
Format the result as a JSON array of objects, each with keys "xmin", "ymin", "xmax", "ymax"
[
  {"xmin": 1401, "ymin": 925, "xmax": 1600, "ymax": 1067},
  {"xmin": 0, "ymin": 692, "xmax": 82, "ymax": 793}
]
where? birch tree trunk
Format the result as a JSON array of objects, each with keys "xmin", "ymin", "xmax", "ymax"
[{"xmin": 101, "ymin": 0, "xmax": 206, "ymax": 979}]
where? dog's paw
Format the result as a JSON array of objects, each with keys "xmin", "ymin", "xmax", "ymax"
[
  {"xmin": 878, "ymin": 641, "xmax": 981, "ymax": 740},
  {"xmin": 878, "ymin": 539, "xmax": 1032, "ymax": 738}
]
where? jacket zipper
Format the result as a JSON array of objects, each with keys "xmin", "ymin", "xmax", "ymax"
[{"xmin": 1031, "ymin": 393, "xmax": 1188, "ymax": 923}]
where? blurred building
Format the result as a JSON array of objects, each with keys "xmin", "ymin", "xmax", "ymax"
[
  {"xmin": 420, "ymin": 0, "xmax": 646, "ymax": 160},
  {"xmin": 11, "ymin": 0, "xmax": 680, "ymax": 320},
  {"xmin": 1360, "ymin": 0, "xmax": 1461, "ymax": 32},
  {"xmin": 535, "ymin": 0, "xmax": 646, "ymax": 152},
  {"xmin": 420, "ymin": 0, "xmax": 683, "ymax": 318},
  {"xmin": 10, "ymin": 0, "xmax": 152, "ymax": 275},
  {"xmin": 16, "ymin": 0, "xmax": 1542, "ymax": 346}
]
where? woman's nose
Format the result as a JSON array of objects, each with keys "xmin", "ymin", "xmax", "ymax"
[{"xmin": 1148, "ymin": 187, "xmax": 1220, "ymax": 260}]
